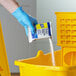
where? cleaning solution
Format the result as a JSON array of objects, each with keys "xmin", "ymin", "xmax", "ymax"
[
  {"xmin": 49, "ymin": 37, "xmax": 55, "ymax": 66},
  {"xmin": 28, "ymin": 22, "xmax": 55, "ymax": 66}
]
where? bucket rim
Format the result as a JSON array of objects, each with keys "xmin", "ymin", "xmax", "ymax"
[
  {"xmin": 55, "ymin": 12, "xmax": 76, "ymax": 14},
  {"xmin": 15, "ymin": 60, "xmax": 76, "ymax": 72}
]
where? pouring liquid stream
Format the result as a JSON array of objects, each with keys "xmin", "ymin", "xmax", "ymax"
[{"xmin": 49, "ymin": 38, "xmax": 55, "ymax": 66}]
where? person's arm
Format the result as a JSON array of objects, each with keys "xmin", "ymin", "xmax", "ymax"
[
  {"xmin": 0, "ymin": 0, "xmax": 38, "ymax": 36},
  {"xmin": 0, "ymin": 0, "xmax": 19, "ymax": 13}
]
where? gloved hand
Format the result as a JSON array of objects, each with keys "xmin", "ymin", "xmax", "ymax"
[{"xmin": 12, "ymin": 7, "xmax": 38, "ymax": 36}]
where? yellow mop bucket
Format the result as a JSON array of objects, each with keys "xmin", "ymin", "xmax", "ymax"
[
  {"xmin": 15, "ymin": 50, "xmax": 76, "ymax": 76},
  {"xmin": 15, "ymin": 12, "xmax": 76, "ymax": 76}
]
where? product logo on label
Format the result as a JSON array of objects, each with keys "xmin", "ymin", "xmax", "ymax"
[{"xmin": 40, "ymin": 24, "xmax": 44, "ymax": 28}]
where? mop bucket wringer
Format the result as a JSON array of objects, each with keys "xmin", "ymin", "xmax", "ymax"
[{"xmin": 55, "ymin": 12, "xmax": 76, "ymax": 66}]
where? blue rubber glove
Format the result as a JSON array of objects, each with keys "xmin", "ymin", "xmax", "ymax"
[{"xmin": 12, "ymin": 7, "xmax": 38, "ymax": 36}]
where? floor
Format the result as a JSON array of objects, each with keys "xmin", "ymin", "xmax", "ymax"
[{"xmin": 11, "ymin": 73, "xmax": 20, "ymax": 76}]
